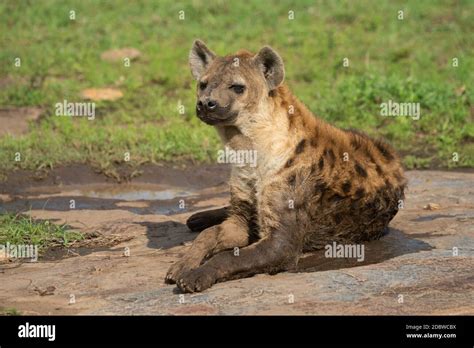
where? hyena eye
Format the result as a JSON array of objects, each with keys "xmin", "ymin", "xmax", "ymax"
[
  {"xmin": 230, "ymin": 84, "xmax": 245, "ymax": 94},
  {"xmin": 199, "ymin": 81, "xmax": 207, "ymax": 90}
]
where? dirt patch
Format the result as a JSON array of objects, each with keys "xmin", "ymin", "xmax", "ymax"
[
  {"xmin": 100, "ymin": 48, "xmax": 141, "ymax": 62},
  {"xmin": 81, "ymin": 88, "xmax": 123, "ymax": 101},
  {"xmin": 0, "ymin": 76, "xmax": 15, "ymax": 88},
  {"xmin": 0, "ymin": 107, "xmax": 43, "ymax": 136},
  {"xmin": 0, "ymin": 168, "xmax": 472, "ymax": 315},
  {"xmin": 0, "ymin": 163, "xmax": 229, "ymax": 194}
]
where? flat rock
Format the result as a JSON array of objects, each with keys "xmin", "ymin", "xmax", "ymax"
[{"xmin": 0, "ymin": 169, "xmax": 472, "ymax": 315}]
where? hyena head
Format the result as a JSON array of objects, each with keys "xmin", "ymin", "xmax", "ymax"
[{"xmin": 189, "ymin": 39, "xmax": 285, "ymax": 127}]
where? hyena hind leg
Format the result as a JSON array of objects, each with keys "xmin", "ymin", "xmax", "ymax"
[{"xmin": 186, "ymin": 206, "xmax": 230, "ymax": 232}]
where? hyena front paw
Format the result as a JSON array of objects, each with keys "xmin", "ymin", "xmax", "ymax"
[
  {"xmin": 176, "ymin": 267, "xmax": 217, "ymax": 293},
  {"xmin": 165, "ymin": 258, "xmax": 200, "ymax": 284}
]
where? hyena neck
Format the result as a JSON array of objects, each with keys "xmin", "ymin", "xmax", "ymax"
[
  {"xmin": 239, "ymin": 84, "xmax": 318, "ymax": 167},
  {"xmin": 216, "ymin": 126, "xmax": 254, "ymax": 151}
]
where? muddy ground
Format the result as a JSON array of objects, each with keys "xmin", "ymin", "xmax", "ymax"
[{"xmin": 0, "ymin": 165, "xmax": 473, "ymax": 315}]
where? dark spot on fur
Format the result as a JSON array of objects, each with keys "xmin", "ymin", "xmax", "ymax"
[
  {"xmin": 288, "ymin": 174, "xmax": 296, "ymax": 187},
  {"xmin": 245, "ymin": 180, "xmax": 256, "ymax": 192},
  {"xmin": 324, "ymin": 148, "xmax": 336, "ymax": 167},
  {"xmin": 295, "ymin": 139, "xmax": 306, "ymax": 154},
  {"xmin": 342, "ymin": 181, "xmax": 351, "ymax": 193},
  {"xmin": 355, "ymin": 162, "xmax": 368, "ymax": 178},
  {"xmin": 375, "ymin": 164, "xmax": 383, "ymax": 175},
  {"xmin": 314, "ymin": 180, "xmax": 327, "ymax": 194},
  {"xmin": 374, "ymin": 139, "xmax": 395, "ymax": 161},
  {"xmin": 354, "ymin": 188, "xmax": 365, "ymax": 199},
  {"xmin": 330, "ymin": 194, "xmax": 344, "ymax": 204},
  {"xmin": 285, "ymin": 157, "xmax": 294, "ymax": 168},
  {"xmin": 318, "ymin": 157, "xmax": 324, "ymax": 171},
  {"xmin": 310, "ymin": 138, "xmax": 317, "ymax": 147},
  {"xmin": 269, "ymin": 90, "xmax": 276, "ymax": 97},
  {"xmin": 310, "ymin": 163, "xmax": 317, "ymax": 174},
  {"xmin": 334, "ymin": 214, "xmax": 343, "ymax": 224}
]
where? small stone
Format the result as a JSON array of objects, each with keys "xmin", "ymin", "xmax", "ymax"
[
  {"xmin": 34, "ymin": 285, "xmax": 56, "ymax": 296},
  {"xmin": 423, "ymin": 203, "xmax": 441, "ymax": 210},
  {"xmin": 0, "ymin": 194, "xmax": 13, "ymax": 202},
  {"xmin": 81, "ymin": 88, "xmax": 123, "ymax": 101}
]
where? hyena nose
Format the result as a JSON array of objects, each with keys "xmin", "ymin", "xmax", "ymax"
[
  {"xmin": 197, "ymin": 99, "xmax": 218, "ymax": 112},
  {"xmin": 206, "ymin": 100, "xmax": 217, "ymax": 110}
]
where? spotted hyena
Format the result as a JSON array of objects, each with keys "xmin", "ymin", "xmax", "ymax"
[{"xmin": 165, "ymin": 40, "xmax": 406, "ymax": 292}]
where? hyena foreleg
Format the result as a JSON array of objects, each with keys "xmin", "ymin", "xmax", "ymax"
[
  {"xmin": 176, "ymin": 188, "xmax": 303, "ymax": 292},
  {"xmin": 176, "ymin": 232, "xmax": 300, "ymax": 292},
  {"xmin": 165, "ymin": 216, "xmax": 249, "ymax": 284}
]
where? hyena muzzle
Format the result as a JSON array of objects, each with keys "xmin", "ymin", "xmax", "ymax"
[{"xmin": 165, "ymin": 40, "xmax": 406, "ymax": 293}]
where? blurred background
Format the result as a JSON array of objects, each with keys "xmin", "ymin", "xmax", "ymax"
[{"xmin": 0, "ymin": 0, "xmax": 473, "ymax": 180}]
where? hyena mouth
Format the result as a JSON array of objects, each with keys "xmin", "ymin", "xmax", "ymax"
[{"xmin": 196, "ymin": 107, "xmax": 238, "ymax": 125}]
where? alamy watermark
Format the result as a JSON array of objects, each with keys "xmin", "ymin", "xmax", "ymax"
[
  {"xmin": 325, "ymin": 241, "xmax": 365, "ymax": 262},
  {"xmin": 0, "ymin": 242, "xmax": 38, "ymax": 262},
  {"xmin": 380, "ymin": 99, "xmax": 420, "ymax": 120},
  {"xmin": 18, "ymin": 322, "xmax": 55, "ymax": 341},
  {"xmin": 55, "ymin": 99, "xmax": 95, "ymax": 120},
  {"xmin": 217, "ymin": 146, "xmax": 258, "ymax": 167}
]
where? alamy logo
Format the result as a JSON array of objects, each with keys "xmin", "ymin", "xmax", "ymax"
[
  {"xmin": 380, "ymin": 99, "xmax": 420, "ymax": 120},
  {"xmin": 18, "ymin": 322, "xmax": 56, "ymax": 341},
  {"xmin": 0, "ymin": 242, "xmax": 38, "ymax": 262},
  {"xmin": 325, "ymin": 242, "xmax": 365, "ymax": 262},
  {"xmin": 55, "ymin": 99, "xmax": 95, "ymax": 120},
  {"xmin": 217, "ymin": 146, "xmax": 258, "ymax": 167}
]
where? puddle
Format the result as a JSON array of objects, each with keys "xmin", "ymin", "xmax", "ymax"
[
  {"xmin": 0, "ymin": 183, "xmax": 222, "ymax": 216},
  {"xmin": 17, "ymin": 183, "xmax": 197, "ymax": 201},
  {"xmin": 72, "ymin": 185, "xmax": 195, "ymax": 201}
]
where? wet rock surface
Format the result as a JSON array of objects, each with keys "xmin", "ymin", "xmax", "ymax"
[{"xmin": 0, "ymin": 168, "xmax": 472, "ymax": 315}]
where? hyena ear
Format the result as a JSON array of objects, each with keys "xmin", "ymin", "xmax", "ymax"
[
  {"xmin": 253, "ymin": 46, "xmax": 285, "ymax": 90},
  {"xmin": 189, "ymin": 39, "xmax": 216, "ymax": 80}
]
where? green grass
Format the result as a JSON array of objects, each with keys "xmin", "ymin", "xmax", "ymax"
[
  {"xmin": 0, "ymin": 213, "xmax": 83, "ymax": 253},
  {"xmin": 0, "ymin": 0, "xmax": 472, "ymax": 177},
  {"xmin": 0, "ymin": 307, "xmax": 21, "ymax": 316}
]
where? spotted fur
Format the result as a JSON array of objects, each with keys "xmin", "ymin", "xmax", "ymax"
[{"xmin": 166, "ymin": 40, "xmax": 407, "ymax": 292}]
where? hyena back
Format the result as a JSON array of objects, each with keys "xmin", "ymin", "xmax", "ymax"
[{"xmin": 165, "ymin": 40, "xmax": 406, "ymax": 292}]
